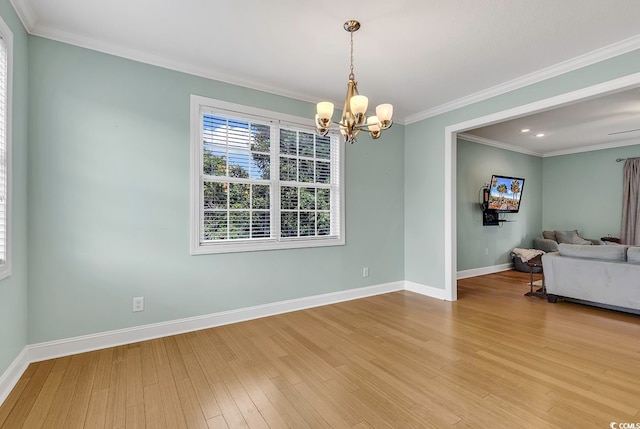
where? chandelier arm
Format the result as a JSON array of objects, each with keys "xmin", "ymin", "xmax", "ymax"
[
  {"xmin": 329, "ymin": 120, "xmax": 394, "ymax": 129},
  {"xmin": 353, "ymin": 121, "xmax": 394, "ymax": 131}
]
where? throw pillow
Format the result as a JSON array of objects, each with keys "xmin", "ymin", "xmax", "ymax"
[
  {"xmin": 574, "ymin": 236, "xmax": 593, "ymax": 245},
  {"xmin": 555, "ymin": 230, "xmax": 592, "ymax": 245},
  {"xmin": 555, "ymin": 230, "xmax": 579, "ymax": 244},
  {"xmin": 542, "ymin": 230, "xmax": 556, "ymax": 241}
]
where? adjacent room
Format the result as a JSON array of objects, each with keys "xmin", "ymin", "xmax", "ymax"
[{"xmin": 1, "ymin": 0, "xmax": 640, "ymax": 427}]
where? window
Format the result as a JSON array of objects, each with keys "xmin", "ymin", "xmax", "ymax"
[
  {"xmin": 0, "ymin": 18, "xmax": 12, "ymax": 280},
  {"xmin": 190, "ymin": 96, "xmax": 344, "ymax": 254}
]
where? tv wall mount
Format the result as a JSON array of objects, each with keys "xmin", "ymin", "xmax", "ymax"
[{"xmin": 479, "ymin": 184, "xmax": 509, "ymax": 226}]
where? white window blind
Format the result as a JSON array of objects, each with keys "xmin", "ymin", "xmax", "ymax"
[
  {"xmin": 0, "ymin": 23, "xmax": 10, "ymax": 279},
  {"xmin": 191, "ymin": 96, "xmax": 345, "ymax": 254},
  {"xmin": 0, "ymin": 35, "xmax": 5, "ymax": 263}
]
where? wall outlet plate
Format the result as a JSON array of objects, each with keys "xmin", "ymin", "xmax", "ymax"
[{"xmin": 133, "ymin": 297, "xmax": 144, "ymax": 312}]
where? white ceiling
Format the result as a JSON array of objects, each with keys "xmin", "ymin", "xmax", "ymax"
[
  {"xmin": 464, "ymin": 86, "xmax": 640, "ymax": 157},
  {"xmin": 9, "ymin": 0, "xmax": 640, "ymax": 128}
]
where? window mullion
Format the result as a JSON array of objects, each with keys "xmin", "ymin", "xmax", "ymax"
[
  {"xmin": 272, "ymin": 125, "xmax": 280, "ymax": 241},
  {"xmin": 249, "ymin": 184, "xmax": 253, "ymax": 239},
  {"xmin": 297, "ymin": 186, "xmax": 301, "ymax": 238},
  {"xmin": 226, "ymin": 181, "xmax": 230, "ymax": 240}
]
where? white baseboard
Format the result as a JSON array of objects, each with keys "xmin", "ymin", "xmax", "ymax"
[
  {"xmin": 456, "ymin": 263, "xmax": 513, "ymax": 279},
  {"xmin": 26, "ymin": 281, "xmax": 405, "ymax": 363},
  {"xmin": 0, "ymin": 347, "xmax": 30, "ymax": 406},
  {"xmin": 404, "ymin": 281, "xmax": 447, "ymax": 300}
]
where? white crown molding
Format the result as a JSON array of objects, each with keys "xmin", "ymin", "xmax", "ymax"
[
  {"xmin": 458, "ymin": 133, "xmax": 542, "ymax": 157},
  {"xmin": 405, "ymin": 34, "xmax": 640, "ymax": 125},
  {"xmin": 542, "ymin": 136, "xmax": 640, "ymax": 158},
  {"xmin": 459, "ymin": 132, "xmax": 640, "ymax": 158},
  {"xmin": 457, "ymin": 263, "xmax": 513, "ymax": 280},
  {"xmin": 8, "ymin": 0, "xmax": 36, "ymax": 30},
  {"xmin": 27, "ymin": 22, "xmax": 326, "ymax": 108}
]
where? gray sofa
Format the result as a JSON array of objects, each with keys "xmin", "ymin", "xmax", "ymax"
[
  {"xmin": 542, "ymin": 244, "xmax": 640, "ymax": 313},
  {"xmin": 533, "ymin": 229, "xmax": 599, "ymax": 253}
]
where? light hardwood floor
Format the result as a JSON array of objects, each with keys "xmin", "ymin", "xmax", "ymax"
[{"xmin": 1, "ymin": 270, "xmax": 640, "ymax": 428}]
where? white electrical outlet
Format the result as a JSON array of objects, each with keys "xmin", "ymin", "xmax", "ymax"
[
  {"xmin": 485, "ymin": 248, "xmax": 489, "ymax": 255},
  {"xmin": 363, "ymin": 267, "xmax": 369, "ymax": 277},
  {"xmin": 133, "ymin": 297, "xmax": 144, "ymax": 312}
]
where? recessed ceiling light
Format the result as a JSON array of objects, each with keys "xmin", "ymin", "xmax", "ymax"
[
  {"xmin": 536, "ymin": 133, "xmax": 545, "ymax": 137},
  {"xmin": 521, "ymin": 129, "xmax": 530, "ymax": 133}
]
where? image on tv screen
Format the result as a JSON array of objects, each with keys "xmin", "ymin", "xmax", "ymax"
[{"xmin": 487, "ymin": 175, "xmax": 525, "ymax": 212}]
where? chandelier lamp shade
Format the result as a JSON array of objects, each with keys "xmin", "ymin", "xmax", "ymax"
[{"xmin": 315, "ymin": 20, "xmax": 393, "ymax": 143}]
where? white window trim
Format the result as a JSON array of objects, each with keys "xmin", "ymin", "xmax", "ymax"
[
  {"xmin": 190, "ymin": 95, "xmax": 345, "ymax": 255},
  {"xmin": 0, "ymin": 16, "xmax": 12, "ymax": 281}
]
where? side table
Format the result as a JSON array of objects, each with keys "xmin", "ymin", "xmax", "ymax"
[{"xmin": 524, "ymin": 254, "xmax": 546, "ymax": 298}]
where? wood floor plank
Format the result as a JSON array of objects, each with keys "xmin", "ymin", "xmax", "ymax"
[
  {"xmin": 181, "ymin": 352, "xmax": 221, "ymax": 419},
  {"xmin": 210, "ymin": 381, "xmax": 249, "ymax": 429},
  {"xmin": 2, "ymin": 270, "xmax": 640, "ymax": 428},
  {"xmin": 175, "ymin": 377, "xmax": 208, "ymax": 429},
  {"xmin": 51, "ymin": 356, "xmax": 72, "ymax": 373},
  {"xmin": 20, "ymin": 369, "xmax": 65, "ymax": 429},
  {"xmin": 227, "ymin": 359, "xmax": 296, "ymax": 429},
  {"xmin": 291, "ymin": 380, "xmax": 354, "ymax": 429},
  {"xmin": 139, "ymin": 340, "xmax": 158, "ymax": 387},
  {"xmin": 125, "ymin": 347, "xmax": 144, "ymax": 407},
  {"xmin": 0, "ymin": 391, "xmax": 38, "ymax": 428},
  {"xmin": 125, "ymin": 402, "xmax": 145, "ymax": 429},
  {"xmin": 84, "ymin": 389, "xmax": 109, "ymax": 429},
  {"xmin": 21, "ymin": 362, "xmax": 39, "ymax": 379},
  {"xmin": 63, "ymin": 351, "xmax": 100, "ymax": 428},
  {"xmin": 142, "ymin": 383, "xmax": 166, "ymax": 429},
  {"xmin": 156, "ymin": 362, "xmax": 188, "ymax": 429},
  {"xmin": 163, "ymin": 336, "xmax": 189, "ymax": 382},
  {"xmin": 207, "ymin": 414, "xmax": 229, "ymax": 429},
  {"xmin": 0, "ymin": 377, "xmax": 29, "ymax": 427},
  {"xmin": 104, "ymin": 356, "xmax": 127, "ymax": 429},
  {"xmin": 93, "ymin": 348, "xmax": 114, "ymax": 393},
  {"xmin": 219, "ymin": 369, "xmax": 269, "ymax": 429},
  {"xmin": 39, "ymin": 354, "xmax": 87, "ymax": 428},
  {"xmin": 20, "ymin": 359, "xmax": 54, "ymax": 399}
]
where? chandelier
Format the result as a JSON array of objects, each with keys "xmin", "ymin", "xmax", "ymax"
[{"xmin": 315, "ymin": 20, "xmax": 393, "ymax": 143}]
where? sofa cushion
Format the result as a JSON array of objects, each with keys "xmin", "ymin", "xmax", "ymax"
[
  {"xmin": 555, "ymin": 230, "xmax": 592, "ymax": 245},
  {"xmin": 558, "ymin": 243, "xmax": 626, "ymax": 261},
  {"xmin": 542, "ymin": 230, "xmax": 557, "ymax": 241},
  {"xmin": 628, "ymin": 247, "xmax": 640, "ymax": 263}
]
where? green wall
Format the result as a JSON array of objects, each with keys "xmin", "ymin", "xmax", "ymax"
[
  {"xmin": 0, "ymin": 1, "xmax": 28, "ymax": 375},
  {"xmin": 405, "ymin": 49, "xmax": 640, "ymax": 289},
  {"xmin": 456, "ymin": 139, "xmax": 542, "ymax": 271},
  {"xmin": 542, "ymin": 144, "xmax": 640, "ymax": 240},
  {"xmin": 1, "ymin": 2, "xmax": 639, "ymax": 366},
  {"xmin": 26, "ymin": 36, "xmax": 405, "ymax": 343}
]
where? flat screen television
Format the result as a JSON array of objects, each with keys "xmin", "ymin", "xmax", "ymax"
[{"xmin": 487, "ymin": 175, "xmax": 525, "ymax": 213}]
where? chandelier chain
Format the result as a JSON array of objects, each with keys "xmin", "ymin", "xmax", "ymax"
[{"xmin": 349, "ymin": 30, "xmax": 354, "ymax": 81}]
